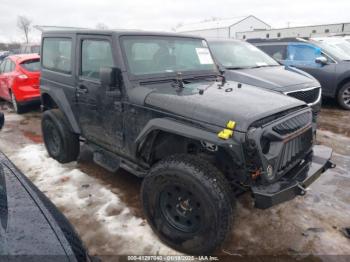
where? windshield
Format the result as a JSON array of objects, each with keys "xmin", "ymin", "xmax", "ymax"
[
  {"xmin": 314, "ymin": 39, "xmax": 350, "ymax": 61},
  {"xmin": 121, "ymin": 36, "xmax": 217, "ymax": 77},
  {"xmin": 209, "ymin": 41, "xmax": 279, "ymax": 69}
]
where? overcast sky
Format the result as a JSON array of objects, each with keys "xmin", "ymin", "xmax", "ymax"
[{"xmin": 1, "ymin": 0, "xmax": 350, "ymax": 43}]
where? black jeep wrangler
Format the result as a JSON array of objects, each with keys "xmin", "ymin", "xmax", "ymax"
[{"xmin": 39, "ymin": 30, "xmax": 333, "ymax": 254}]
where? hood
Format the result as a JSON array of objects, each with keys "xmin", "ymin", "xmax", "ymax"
[
  {"xmin": 224, "ymin": 65, "xmax": 319, "ymax": 93},
  {"xmin": 135, "ymin": 80, "xmax": 306, "ymax": 132}
]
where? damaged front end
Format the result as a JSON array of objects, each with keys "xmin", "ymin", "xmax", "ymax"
[{"xmin": 243, "ymin": 107, "xmax": 334, "ymax": 209}]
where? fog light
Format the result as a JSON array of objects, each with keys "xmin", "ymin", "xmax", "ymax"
[{"xmin": 266, "ymin": 165, "xmax": 274, "ymax": 179}]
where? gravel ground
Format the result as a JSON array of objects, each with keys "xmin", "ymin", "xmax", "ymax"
[{"xmin": 0, "ymin": 100, "xmax": 349, "ymax": 260}]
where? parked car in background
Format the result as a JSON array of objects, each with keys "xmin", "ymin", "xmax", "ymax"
[
  {"xmin": 19, "ymin": 43, "xmax": 40, "ymax": 54},
  {"xmin": 0, "ymin": 54, "xmax": 41, "ymax": 113},
  {"xmin": 208, "ymin": 39, "xmax": 321, "ymax": 129},
  {"xmin": 0, "ymin": 51, "xmax": 10, "ymax": 62},
  {"xmin": 312, "ymin": 37, "xmax": 350, "ymax": 58},
  {"xmin": 249, "ymin": 38, "xmax": 350, "ymax": 110},
  {"xmin": 0, "ymin": 112, "xmax": 90, "ymax": 261}
]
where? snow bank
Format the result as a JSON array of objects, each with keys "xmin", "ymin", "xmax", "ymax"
[{"xmin": 11, "ymin": 144, "xmax": 179, "ymax": 255}]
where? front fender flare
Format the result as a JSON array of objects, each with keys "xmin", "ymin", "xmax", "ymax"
[{"xmin": 135, "ymin": 118, "xmax": 236, "ymax": 152}]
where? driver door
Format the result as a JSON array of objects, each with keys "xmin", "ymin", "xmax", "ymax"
[{"xmin": 76, "ymin": 36, "xmax": 124, "ymax": 152}]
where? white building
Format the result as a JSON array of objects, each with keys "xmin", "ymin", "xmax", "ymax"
[
  {"xmin": 176, "ymin": 15, "xmax": 271, "ymax": 39},
  {"xmin": 236, "ymin": 22, "xmax": 350, "ymax": 40}
]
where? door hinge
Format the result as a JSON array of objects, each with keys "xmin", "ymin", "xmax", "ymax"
[{"xmin": 114, "ymin": 102, "xmax": 123, "ymax": 112}]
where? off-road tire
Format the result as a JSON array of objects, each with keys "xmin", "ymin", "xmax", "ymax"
[
  {"xmin": 10, "ymin": 91, "xmax": 24, "ymax": 114},
  {"xmin": 42, "ymin": 109, "xmax": 80, "ymax": 163},
  {"xmin": 141, "ymin": 154, "xmax": 235, "ymax": 254},
  {"xmin": 337, "ymin": 83, "xmax": 350, "ymax": 110}
]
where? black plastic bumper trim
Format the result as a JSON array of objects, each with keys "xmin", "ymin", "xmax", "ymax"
[{"xmin": 252, "ymin": 145, "xmax": 334, "ymax": 209}]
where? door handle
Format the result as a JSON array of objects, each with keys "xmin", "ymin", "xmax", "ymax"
[{"xmin": 77, "ymin": 85, "xmax": 88, "ymax": 94}]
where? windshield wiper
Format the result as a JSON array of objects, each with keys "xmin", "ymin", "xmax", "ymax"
[
  {"xmin": 226, "ymin": 65, "xmax": 280, "ymax": 70},
  {"xmin": 139, "ymin": 78, "xmax": 177, "ymax": 86},
  {"xmin": 139, "ymin": 73, "xmax": 217, "ymax": 89},
  {"xmin": 183, "ymin": 75, "xmax": 217, "ymax": 82},
  {"xmin": 225, "ymin": 66, "xmax": 248, "ymax": 70}
]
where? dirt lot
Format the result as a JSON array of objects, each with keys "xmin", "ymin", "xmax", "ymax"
[{"xmin": 0, "ymin": 100, "xmax": 349, "ymax": 260}]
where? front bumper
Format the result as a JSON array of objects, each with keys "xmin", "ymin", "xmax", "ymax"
[{"xmin": 252, "ymin": 145, "xmax": 334, "ymax": 209}]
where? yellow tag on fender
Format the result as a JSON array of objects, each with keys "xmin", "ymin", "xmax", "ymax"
[
  {"xmin": 226, "ymin": 120, "xmax": 236, "ymax": 130},
  {"xmin": 218, "ymin": 129, "xmax": 233, "ymax": 140}
]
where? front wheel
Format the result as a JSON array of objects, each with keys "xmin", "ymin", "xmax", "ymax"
[
  {"xmin": 141, "ymin": 154, "xmax": 235, "ymax": 254},
  {"xmin": 337, "ymin": 83, "xmax": 350, "ymax": 110}
]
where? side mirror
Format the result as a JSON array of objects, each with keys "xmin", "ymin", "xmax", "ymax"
[
  {"xmin": 0, "ymin": 112, "xmax": 4, "ymax": 130},
  {"xmin": 100, "ymin": 67, "xmax": 122, "ymax": 91},
  {"xmin": 315, "ymin": 56, "xmax": 328, "ymax": 65}
]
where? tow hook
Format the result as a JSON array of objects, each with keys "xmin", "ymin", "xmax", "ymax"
[
  {"xmin": 326, "ymin": 160, "xmax": 336, "ymax": 170},
  {"xmin": 297, "ymin": 183, "xmax": 306, "ymax": 195}
]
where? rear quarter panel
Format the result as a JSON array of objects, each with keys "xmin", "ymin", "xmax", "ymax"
[{"xmin": 40, "ymin": 33, "xmax": 80, "ymax": 133}]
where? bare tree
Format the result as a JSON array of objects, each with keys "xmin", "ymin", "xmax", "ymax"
[
  {"xmin": 96, "ymin": 23, "xmax": 109, "ymax": 30},
  {"xmin": 171, "ymin": 22, "xmax": 183, "ymax": 32},
  {"xmin": 17, "ymin": 15, "xmax": 32, "ymax": 43}
]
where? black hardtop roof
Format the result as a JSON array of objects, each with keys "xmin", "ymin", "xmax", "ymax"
[
  {"xmin": 207, "ymin": 38, "xmax": 242, "ymax": 43},
  {"xmin": 42, "ymin": 29, "xmax": 204, "ymax": 39}
]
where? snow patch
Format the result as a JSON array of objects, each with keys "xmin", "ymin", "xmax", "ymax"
[{"xmin": 11, "ymin": 144, "xmax": 179, "ymax": 255}]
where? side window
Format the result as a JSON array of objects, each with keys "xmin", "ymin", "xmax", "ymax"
[
  {"xmin": 4, "ymin": 60, "xmax": 14, "ymax": 73},
  {"xmin": 10, "ymin": 61, "xmax": 15, "ymax": 71},
  {"xmin": 0, "ymin": 60, "xmax": 7, "ymax": 73},
  {"xmin": 81, "ymin": 39, "xmax": 113, "ymax": 79},
  {"xmin": 286, "ymin": 44, "xmax": 321, "ymax": 67},
  {"xmin": 258, "ymin": 44, "xmax": 287, "ymax": 61},
  {"xmin": 42, "ymin": 38, "xmax": 72, "ymax": 74}
]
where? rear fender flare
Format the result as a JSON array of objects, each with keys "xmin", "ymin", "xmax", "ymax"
[{"xmin": 41, "ymin": 86, "xmax": 81, "ymax": 134}]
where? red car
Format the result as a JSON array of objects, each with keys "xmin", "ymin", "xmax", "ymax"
[{"xmin": 0, "ymin": 54, "xmax": 40, "ymax": 113}]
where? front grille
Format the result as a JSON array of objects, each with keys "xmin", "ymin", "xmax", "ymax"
[
  {"xmin": 286, "ymin": 87, "xmax": 320, "ymax": 104},
  {"xmin": 273, "ymin": 111, "xmax": 312, "ymax": 135},
  {"xmin": 277, "ymin": 128, "xmax": 313, "ymax": 172}
]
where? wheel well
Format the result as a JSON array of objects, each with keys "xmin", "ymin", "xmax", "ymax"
[
  {"xmin": 138, "ymin": 131, "xmax": 238, "ymax": 180},
  {"xmin": 41, "ymin": 93, "xmax": 58, "ymax": 110},
  {"xmin": 337, "ymin": 78, "xmax": 350, "ymax": 95}
]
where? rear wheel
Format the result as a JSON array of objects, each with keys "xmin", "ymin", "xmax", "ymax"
[
  {"xmin": 141, "ymin": 154, "xmax": 235, "ymax": 254},
  {"xmin": 42, "ymin": 109, "xmax": 80, "ymax": 163},
  {"xmin": 337, "ymin": 83, "xmax": 350, "ymax": 110},
  {"xmin": 10, "ymin": 91, "xmax": 24, "ymax": 114}
]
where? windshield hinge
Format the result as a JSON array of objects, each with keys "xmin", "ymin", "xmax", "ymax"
[{"xmin": 174, "ymin": 72, "xmax": 184, "ymax": 92}]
